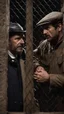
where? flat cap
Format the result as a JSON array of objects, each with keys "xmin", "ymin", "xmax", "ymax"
[
  {"xmin": 37, "ymin": 11, "xmax": 63, "ymax": 26},
  {"xmin": 9, "ymin": 22, "xmax": 26, "ymax": 33}
]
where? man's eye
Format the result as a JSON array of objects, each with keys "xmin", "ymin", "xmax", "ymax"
[{"xmin": 16, "ymin": 37, "xmax": 21, "ymax": 40}]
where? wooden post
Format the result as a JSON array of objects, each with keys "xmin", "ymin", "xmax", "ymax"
[
  {"xmin": 25, "ymin": 0, "xmax": 35, "ymax": 113},
  {"xmin": 0, "ymin": 0, "xmax": 9, "ymax": 113},
  {"xmin": 61, "ymin": 0, "xmax": 64, "ymax": 27}
]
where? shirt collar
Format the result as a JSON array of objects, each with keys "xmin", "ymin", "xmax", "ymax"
[{"xmin": 8, "ymin": 50, "xmax": 16, "ymax": 59}]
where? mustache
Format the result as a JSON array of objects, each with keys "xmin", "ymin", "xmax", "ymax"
[
  {"xmin": 44, "ymin": 34, "xmax": 50, "ymax": 39},
  {"xmin": 17, "ymin": 44, "xmax": 24, "ymax": 48}
]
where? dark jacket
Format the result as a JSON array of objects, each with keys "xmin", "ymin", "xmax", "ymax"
[
  {"xmin": 34, "ymin": 37, "xmax": 64, "ymax": 112},
  {"xmin": 7, "ymin": 52, "xmax": 25, "ymax": 112}
]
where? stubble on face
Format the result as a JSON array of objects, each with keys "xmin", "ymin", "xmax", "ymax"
[{"xmin": 9, "ymin": 35, "xmax": 24, "ymax": 55}]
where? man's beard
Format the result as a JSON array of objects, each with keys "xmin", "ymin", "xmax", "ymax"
[{"xmin": 50, "ymin": 35, "xmax": 59, "ymax": 46}]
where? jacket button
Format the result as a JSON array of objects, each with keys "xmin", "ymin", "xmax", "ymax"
[{"xmin": 14, "ymin": 101, "xmax": 17, "ymax": 103}]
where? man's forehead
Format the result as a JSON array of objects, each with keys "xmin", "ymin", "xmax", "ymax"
[
  {"xmin": 9, "ymin": 32, "xmax": 25, "ymax": 38},
  {"xmin": 40, "ymin": 24, "xmax": 51, "ymax": 30},
  {"xmin": 14, "ymin": 32, "xmax": 25, "ymax": 36}
]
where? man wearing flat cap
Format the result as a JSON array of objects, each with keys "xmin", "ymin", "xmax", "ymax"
[
  {"xmin": 34, "ymin": 12, "xmax": 64, "ymax": 111},
  {"xmin": 7, "ymin": 22, "xmax": 26, "ymax": 112}
]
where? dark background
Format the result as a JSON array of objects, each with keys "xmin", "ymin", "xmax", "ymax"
[{"xmin": 10, "ymin": 0, "xmax": 61, "ymax": 49}]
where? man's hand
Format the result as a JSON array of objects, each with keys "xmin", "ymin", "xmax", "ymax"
[{"xmin": 34, "ymin": 66, "xmax": 50, "ymax": 82}]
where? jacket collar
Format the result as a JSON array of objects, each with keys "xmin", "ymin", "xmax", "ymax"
[{"xmin": 8, "ymin": 50, "xmax": 16, "ymax": 59}]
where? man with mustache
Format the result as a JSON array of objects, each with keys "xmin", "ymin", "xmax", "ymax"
[
  {"xmin": 7, "ymin": 22, "xmax": 26, "ymax": 112},
  {"xmin": 34, "ymin": 12, "xmax": 64, "ymax": 111}
]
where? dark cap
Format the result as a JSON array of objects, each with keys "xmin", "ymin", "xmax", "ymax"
[
  {"xmin": 36, "ymin": 11, "xmax": 63, "ymax": 26},
  {"xmin": 9, "ymin": 22, "xmax": 26, "ymax": 38},
  {"xmin": 9, "ymin": 22, "xmax": 26, "ymax": 33}
]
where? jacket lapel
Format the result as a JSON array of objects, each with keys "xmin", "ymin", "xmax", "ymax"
[{"xmin": 20, "ymin": 59, "xmax": 26, "ymax": 111}]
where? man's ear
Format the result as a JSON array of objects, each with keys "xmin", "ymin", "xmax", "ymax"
[{"xmin": 58, "ymin": 23, "xmax": 62, "ymax": 32}]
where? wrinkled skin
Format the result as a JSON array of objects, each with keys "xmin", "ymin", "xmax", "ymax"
[{"xmin": 9, "ymin": 34, "xmax": 24, "ymax": 55}]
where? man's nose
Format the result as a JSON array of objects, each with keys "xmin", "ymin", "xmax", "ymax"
[
  {"xmin": 20, "ymin": 38, "xmax": 24, "ymax": 44},
  {"xmin": 43, "ymin": 29, "xmax": 48, "ymax": 35}
]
